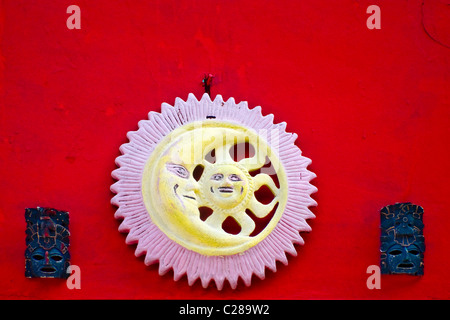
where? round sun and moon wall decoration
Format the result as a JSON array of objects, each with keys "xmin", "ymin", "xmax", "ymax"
[{"xmin": 110, "ymin": 93, "xmax": 317, "ymax": 289}]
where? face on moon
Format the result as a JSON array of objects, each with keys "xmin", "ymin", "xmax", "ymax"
[{"xmin": 165, "ymin": 162, "xmax": 199, "ymax": 209}]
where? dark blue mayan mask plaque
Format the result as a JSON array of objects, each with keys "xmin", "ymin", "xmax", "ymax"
[
  {"xmin": 380, "ymin": 203, "xmax": 425, "ymax": 275},
  {"xmin": 25, "ymin": 207, "xmax": 70, "ymax": 278}
]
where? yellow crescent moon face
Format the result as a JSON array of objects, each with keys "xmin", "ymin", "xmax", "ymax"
[{"xmin": 142, "ymin": 121, "xmax": 288, "ymax": 256}]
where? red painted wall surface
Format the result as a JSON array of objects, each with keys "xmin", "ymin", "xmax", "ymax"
[{"xmin": 1, "ymin": 0, "xmax": 449, "ymax": 299}]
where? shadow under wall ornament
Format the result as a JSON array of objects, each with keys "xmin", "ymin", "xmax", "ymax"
[
  {"xmin": 111, "ymin": 93, "xmax": 317, "ymax": 289},
  {"xmin": 25, "ymin": 207, "xmax": 70, "ymax": 278},
  {"xmin": 380, "ymin": 203, "xmax": 425, "ymax": 275}
]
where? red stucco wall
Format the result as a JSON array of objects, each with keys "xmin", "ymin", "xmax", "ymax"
[{"xmin": 0, "ymin": 0, "xmax": 449, "ymax": 299}]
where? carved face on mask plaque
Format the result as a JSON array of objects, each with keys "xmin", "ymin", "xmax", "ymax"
[
  {"xmin": 25, "ymin": 207, "xmax": 70, "ymax": 278},
  {"xmin": 380, "ymin": 203, "xmax": 425, "ymax": 275}
]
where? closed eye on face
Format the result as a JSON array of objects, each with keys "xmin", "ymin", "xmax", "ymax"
[
  {"xmin": 166, "ymin": 163, "xmax": 189, "ymax": 179},
  {"xmin": 229, "ymin": 174, "xmax": 242, "ymax": 181},
  {"xmin": 211, "ymin": 173, "xmax": 224, "ymax": 181}
]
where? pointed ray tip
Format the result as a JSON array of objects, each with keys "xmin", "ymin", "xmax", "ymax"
[
  {"xmin": 212, "ymin": 94, "xmax": 224, "ymax": 104},
  {"xmin": 147, "ymin": 110, "xmax": 160, "ymax": 119},
  {"xmin": 110, "ymin": 169, "xmax": 120, "ymax": 181},
  {"xmin": 234, "ymin": 99, "xmax": 248, "ymax": 109},
  {"xmin": 201, "ymin": 277, "xmax": 212, "ymax": 289},
  {"xmin": 110, "ymin": 181, "xmax": 119, "ymax": 194},
  {"xmin": 125, "ymin": 233, "xmax": 138, "ymax": 245},
  {"xmin": 215, "ymin": 281, "xmax": 224, "ymax": 291},
  {"xmin": 252, "ymin": 105, "xmax": 263, "ymax": 115},
  {"xmin": 199, "ymin": 92, "xmax": 212, "ymax": 103},
  {"xmin": 225, "ymin": 96, "xmax": 236, "ymax": 104},
  {"xmin": 161, "ymin": 102, "xmax": 174, "ymax": 111},
  {"xmin": 118, "ymin": 222, "xmax": 130, "ymax": 233},
  {"xmin": 187, "ymin": 92, "xmax": 198, "ymax": 100},
  {"xmin": 187, "ymin": 274, "xmax": 199, "ymax": 287},
  {"xmin": 175, "ymin": 96, "xmax": 188, "ymax": 107}
]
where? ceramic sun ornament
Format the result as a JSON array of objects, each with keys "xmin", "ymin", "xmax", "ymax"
[{"xmin": 111, "ymin": 94, "xmax": 317, "ymax": 289}]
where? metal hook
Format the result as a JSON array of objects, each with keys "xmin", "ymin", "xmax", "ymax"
[{"xmin": 202, "ymin": 73, "xmax": 214, "ymax": 96}]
